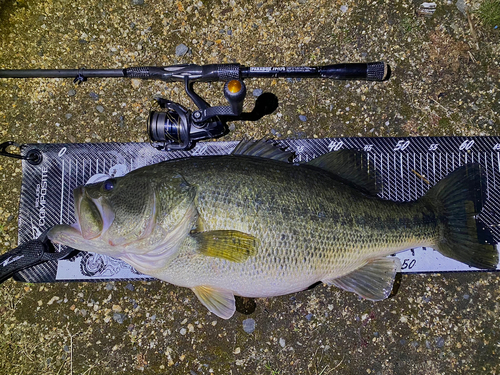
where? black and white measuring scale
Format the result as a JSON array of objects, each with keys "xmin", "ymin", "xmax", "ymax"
[{"xmin": 12, "ymin": 136, "xmax": 500, "ymax": 283}]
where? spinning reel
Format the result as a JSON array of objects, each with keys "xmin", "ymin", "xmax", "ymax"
[{"xmin": 147, "ymin": 77, "xmax": 275, "ymax": 150}]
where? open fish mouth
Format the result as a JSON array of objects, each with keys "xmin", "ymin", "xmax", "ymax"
[{"xmin": 73, "ymin": 186, "xmax": 115, "ymax": 240}]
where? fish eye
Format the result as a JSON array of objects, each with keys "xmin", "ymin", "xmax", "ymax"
[{"xmin": 102, "ymin": 179, "xmax": 116, "ymax": 192}]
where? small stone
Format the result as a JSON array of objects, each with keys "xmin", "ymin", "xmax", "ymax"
[
  {"xmin": 180, "ymin": 328, "xmax": 187, "ymax": 335},
  {"xmin": 187, "ymin": 324, "xmax": 194, "ymax": 333},
  {"xmin": 175, "ymin": 43, "xmax": 189, "ymax": 57},
  {"xmin": 463, "ymin": 294, "xmax": 470, "ymax": 300},
  {"xmin": 435, "ymin": 337, "xmax": 445, "ymax": 348},
  {"xmin": 113, "ymin": 313, "xmax": 125, "ymax": 324},
  {"xmin": 455, "ymin": 0, "xmax": 467, "ymax": 16},
  {"xmin": 131, "ymin": 79, "xmax": 142, "ymax": 89},
  {"xmin": 112, "ymin": 305, "xmax": 122, "ymax": 313},
  {"xmin": 252, "ymin": 88, "xmax": 263, "ymax": 97},
  {"xmin": 233, "ymin": 347, "xmax": 241, "ymax": 354},
  {"xmin": 65, "ymin": 113, "xmax": 72, "ymax": 119},
  {"xmin": 340, "ymin": 5, "xmax": 348, "ymax": 13},
  {"xmin": 96, "ymin": 105, "xmax": 104, "ymax": 113},
  {"xmin": 242, "ymin": 318, "xmax": 255, "ymax": 334},
  {"xmin": 68, "ymin": 89, "xmax": 76, "ymax": 97},
  {"xmin": 305, "ymin": 313, "xmax": 313, "ymax": 321},
  {"xmin": 105, "ymin": 283, "xmax": 114, "ymax": 291},
  {"xmin": 47, "ymin": 296, "xmax": 60, "ymax": 305},
  {"xmin": 299, "ymin": 115, "xmax": 307, "ymax": 122},
  {"xmin": 125, "ymin": 283, "xmax": 135, "ymax": 291},
  {"xmin": 89, "ymin": 92, "xmax": 99, "ymax": 101},
  {"xmin": 279, "ymin": 338, "xmax": 286, "ymax": 348},
  {"xmin": 418, "ymin": 2, "xmax": 437, "ymax": 16},
  {"xmin": 132, "ymin": 0, "xmax": 144, "ymax": 5}
]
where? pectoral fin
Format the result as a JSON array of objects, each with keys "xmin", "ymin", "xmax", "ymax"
[
  {"xmin": 192, "ymin": 285, "xmax": 236, "ymax": 319},
  {"xmin": 192, "ymin": 230, "xmax": 259, "ymax": 262},
  {"xmin": 324, "ymin": 257, "xmax": 401, "ymax": 301}
]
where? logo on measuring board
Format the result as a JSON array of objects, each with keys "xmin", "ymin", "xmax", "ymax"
[{"xmin": 34, "ymin": 166, "xmax": 49, "ymax": 228}]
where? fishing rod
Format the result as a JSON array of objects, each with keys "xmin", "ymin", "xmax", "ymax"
[{"xmin": 0, "ymin": 62, "xmax": 390, "ymax": 150}]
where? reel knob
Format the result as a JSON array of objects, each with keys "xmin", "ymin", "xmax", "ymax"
[{"xmin": 224, "ymin": 79, "xmax": 246, "ymax": 115}]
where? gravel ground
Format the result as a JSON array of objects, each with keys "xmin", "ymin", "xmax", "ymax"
[{"xmin": 0, "ymin": 0, "xmax": 499, "ymax": 374}]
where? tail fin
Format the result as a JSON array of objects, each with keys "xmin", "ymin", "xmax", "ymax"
[{"xmin": 424, "ymin": 164, "xmax": 498, "ymax": 269}]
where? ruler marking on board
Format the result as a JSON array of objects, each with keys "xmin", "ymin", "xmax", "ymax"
[
  {"xmin": 485, "ymin": 152, "xmax": 489, "ymax": 198},
  {"xmin": 492, "ymin": 153, "xmax": 496, "ymax": 190},
  {"xmin": 426, "ymin": 152, "xmax": 429, "ymax": 188},
  {"xmin": 67, "ymin": 160, "xmax": 72, "ymax": 225},
  {"xmin": 412, "ymin": 153, "xmax": 416, "ymax": 200},
  {"xmin": 386, "ymin": 153, "xmax": 391, "ymax": 200},
  {"xmin": 393, "ymin": 153, "xmax": 398, "ymax": 201},
  {"xmin": 432, "ymin": 153, "xmax": 436, "ymax": 187},
  {"xmin": 419, "ymin": 153, "xmax": 423, "ymax": 192},
  {"xmin": 58, "ymin": 161, "xmax": 65, "ymax": 225}
]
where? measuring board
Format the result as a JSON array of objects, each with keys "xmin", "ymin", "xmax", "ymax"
[{"xmin": 14, "ymin": 137, "xmax": 500, "ymax": 283}]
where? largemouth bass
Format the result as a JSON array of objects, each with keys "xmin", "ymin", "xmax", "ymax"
[{"xmin": 48, "ymin": 140, "xmax": 499, "ymax": 319}]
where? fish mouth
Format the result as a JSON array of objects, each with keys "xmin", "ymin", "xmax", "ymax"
[{"xmin": 73, "ymin": 186, "xmax": 115, "ymax": 240}]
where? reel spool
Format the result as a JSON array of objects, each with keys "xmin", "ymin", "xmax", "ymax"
[{"xmin": 147, "ymin": 79, "xmax": 248, "ymax": 151}]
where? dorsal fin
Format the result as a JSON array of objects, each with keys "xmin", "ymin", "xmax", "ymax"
[
  {"xmin": 306, "ymin": 149, "xmax": 379, "ymax": 195},
  {"xmin": 232, "ymin": 139, "xmax": 294, "ymax": 162}
]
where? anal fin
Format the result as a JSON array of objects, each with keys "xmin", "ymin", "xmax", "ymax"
[
  {"xmin": 192, "ymin": 230, "xmax": 259, "ymax": 262},
  {"xmin": 325, "ymin": 257, "xmax": 401, "ymax": 301},
  {"xmin": 192, "ymin": 285, "xmax": 236, "ymax": 319}
]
